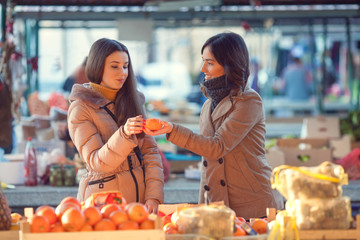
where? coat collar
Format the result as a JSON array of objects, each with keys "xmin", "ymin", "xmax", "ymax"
[
  {"xmin": 69, "ymin": 83, "xmax": 112, "ymax": 108},
  {"xmin": 203, "ymin": 88, "xmax": 251, "ymax": 124},
  {"xmin": 200, "ymin": 94, "xmax": 234, "ymax": 135},
  {"xmin": 211, "ymin": 95, "xmax": 234, "ymax": 122}
]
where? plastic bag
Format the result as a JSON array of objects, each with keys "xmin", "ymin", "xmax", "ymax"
[
  {"xmin": 286, "ymin": 197, "xmax": 351, "ymax": 230},
  {"xmin": 271, "ymin": 161, "xmax": 348, "ymax": 200},
  {"xmin": 176, "ymin": 204, "xmax": 235, "ymax": 239},
  {"xmin": 82, "ymin": 191, "xmax": 127, "ymax": 209},
  {"xmin": 335, "ymin": 148, "xmax": 360, "ymax": 180},
  {"xmin": 268, "ymin": 211, "xmax": 299, "ymax": 240}
]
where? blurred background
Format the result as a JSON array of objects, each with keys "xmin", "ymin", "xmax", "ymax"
[{"xmin": 1, "ymin": 0, "xmax": 360, "ymax": 172}]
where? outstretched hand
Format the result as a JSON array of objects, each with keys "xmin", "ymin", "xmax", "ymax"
[{"xmin": 144, "ymin": 120, "xmax": 173, "ymax": 136}]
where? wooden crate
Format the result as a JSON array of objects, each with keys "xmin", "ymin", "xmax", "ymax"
[
  {"xmin": 0, "ymin": 230, "xmax": 19, "ymax": 240},
  {"xmin": 20, "ymin": 220, "xmax": 165, "ymax": 240},
  {"xmin": 265, "ymin": 208, "xmax": 360, "ymax": 240},
  {"xmin": 297, "ymin": 215, "xmax": 360, "ymax": 240}
]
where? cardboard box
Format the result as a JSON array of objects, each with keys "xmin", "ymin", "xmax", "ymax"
[
  {"xmin": 0, "ymin": 154, "xmax": 25, "ymax": 184},
  {"xmin": 330, "ymin": 135, "xmax": 352, "ymax": 159},
  {"xmin": 266, "ymin": 149, "xmax": 285, "ymax": 169},
  {"xmin": 301, "ymin": 116, "xmax": 340, "ymax": 139},
  {"xmin": 276, "ymin": 138, "xmax": 332, "ymax": 167},
  {"xmin": 0, "ymin": 231, "xmax": 18, "ymax": 240},
  {"xmin": 158, "ymin": 203, "xmax": 189, "ymax": 216},
  {"xmin": 19, "ymin": 217, "xmax": 165, "ymax": 240}
]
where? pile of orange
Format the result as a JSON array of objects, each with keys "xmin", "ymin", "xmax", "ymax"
[
  {"xmin": 29, "ymin": 196, "xmax": 155, "ymax": 233},
  {"xmin": 159, "ymin": 209, "xmax": 182, "ymax": 235}
]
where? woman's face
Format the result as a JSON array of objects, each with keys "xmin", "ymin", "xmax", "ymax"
[
  {"xmin": 101, "ymin": 51, "xmax": 129, "ymax": 90},
  {"xmin": 200, "ymin": 45, "xmax": 225, "ymax": 81}
]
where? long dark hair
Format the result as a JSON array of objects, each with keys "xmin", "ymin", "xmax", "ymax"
[
  {"xmin": 86, "ymin": 38, "xmax": 145, "ymax": 127},
  {"xmin": 201, "ymin": 32, "xmax": 250, "ymax": 93}
]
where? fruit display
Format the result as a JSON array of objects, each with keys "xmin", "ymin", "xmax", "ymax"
[
  {"xmin": 27, "ymin": 193, "xmax": 156, "ymax": 233},
  {"xmin": 12, "ymin": 191, "xmax": 359, "ymax": 239}
]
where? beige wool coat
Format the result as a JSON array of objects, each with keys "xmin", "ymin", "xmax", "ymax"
[
  {"xmin": 167, "ymin": 87, "xmax": 284, "ymax": 219},
  {"xmin": 67, "ymin": 83, "xmax": 164, "ymax": 204}
]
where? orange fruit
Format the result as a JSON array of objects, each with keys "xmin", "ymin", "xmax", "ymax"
[
  {"xmin": 109, "ymin": 210, "xmax": 128, "ymax": 226},
  {"xmin": 140, "ymin": 218, "xmax": 155, "ymax": 229},
  {"xmin": 50, "ymin": 222, "xmax": 65, "ymax": 232},
  {"xmin": 30, "ymin": 215, "xmax": 50, "ymax": 233},
  {"xmin": 82, "ymin": 206, "xmax": 102, "ymax": 226},
  {"xmin": 35, "ymin": 205, "xmax": 57, "ymax": 225},
  {"xmin": 55, "ymin": 202, "xmax": 80, "ymax": 219},
  {"xmin": 100, "ymin": 203, "xmax": 122, "ymax": 219},
  {"xmin": 59, "ymin": 196, "xmax": 81, "ymax": 210},
  {"xmin": 61, "ymin": 208, "xmax": 85, "ymax": 232},
  {"xmin": 80, "ymin": 223, "xmax": 93, "ymax": 231},
  {"xmin": 117, "ymin": 220, "xmax": 140, "ymax": 230},
  {"xmin": 94, "ymin": 218, "xmax": 116, "ymax": 231},
  {"xmin": 251, "ymin": 219, "xmax": 268, "ymax": 234},
  {"xmin": 163, "ymin": 222, "xmax": 178, "ymax": 235},
  {"xmin": 125, "ymin": 202, "xmax": 149, "ymax": 223},
  {"xmin": 234, "ymin": 225, "xmax": 246, "ymax": 236},
  {"xmin": 11, "ymin": 213, "xmax": 23, "ymax": 224},
  {"xmin": 145, "ymin": 118, "xmax": 163, "ymax": 131}
]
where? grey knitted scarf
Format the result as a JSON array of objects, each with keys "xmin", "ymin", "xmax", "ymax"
[{"xmin": 201, "ymin": 75, "xmax": 232, "ymax": 112}]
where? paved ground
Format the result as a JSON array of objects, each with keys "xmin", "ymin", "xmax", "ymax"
[{"xmin": 3, "ymin": 175, "xmax": 360, "ymax": 216}]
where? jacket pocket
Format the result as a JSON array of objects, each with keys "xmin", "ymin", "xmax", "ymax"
[
  {"xmin": 88, "ymin": 174, "xmax": 116, "ymax": 188},
  {"xmin": 84, "ymin": 174, "xmax": 118, "ymax": 200},
  {"xmin": 234, "ymin": 152, "xmax": 262, "ymax": 193}
]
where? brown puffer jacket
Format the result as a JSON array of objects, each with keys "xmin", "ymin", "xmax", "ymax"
[{"xmin": 67, "ymin": 83, "xmax": 164, "ymax": 204}]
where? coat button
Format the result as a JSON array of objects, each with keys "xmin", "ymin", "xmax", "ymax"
[
  {"xmin": 203, "ymin": 160, "xmax": 208, "ymax": 167},
  {"xmin": 218, "ymin": 158, "xmax": 223, "ymax": 164},
  {"xmin": 204, "ymin": 185, "xmax": 210, "ymax": 191},
  {"xmin": 220, "ymin": 180, "xmax": 226, "ymax": 186}
]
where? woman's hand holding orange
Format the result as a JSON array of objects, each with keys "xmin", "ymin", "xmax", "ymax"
[
  {"xmin": 144, "ymin": 120, "xmax": 173, "ymax": 136},
  {"xmin": 124, "ymin": 115, "xmax": 145, "ymax": 136}
]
